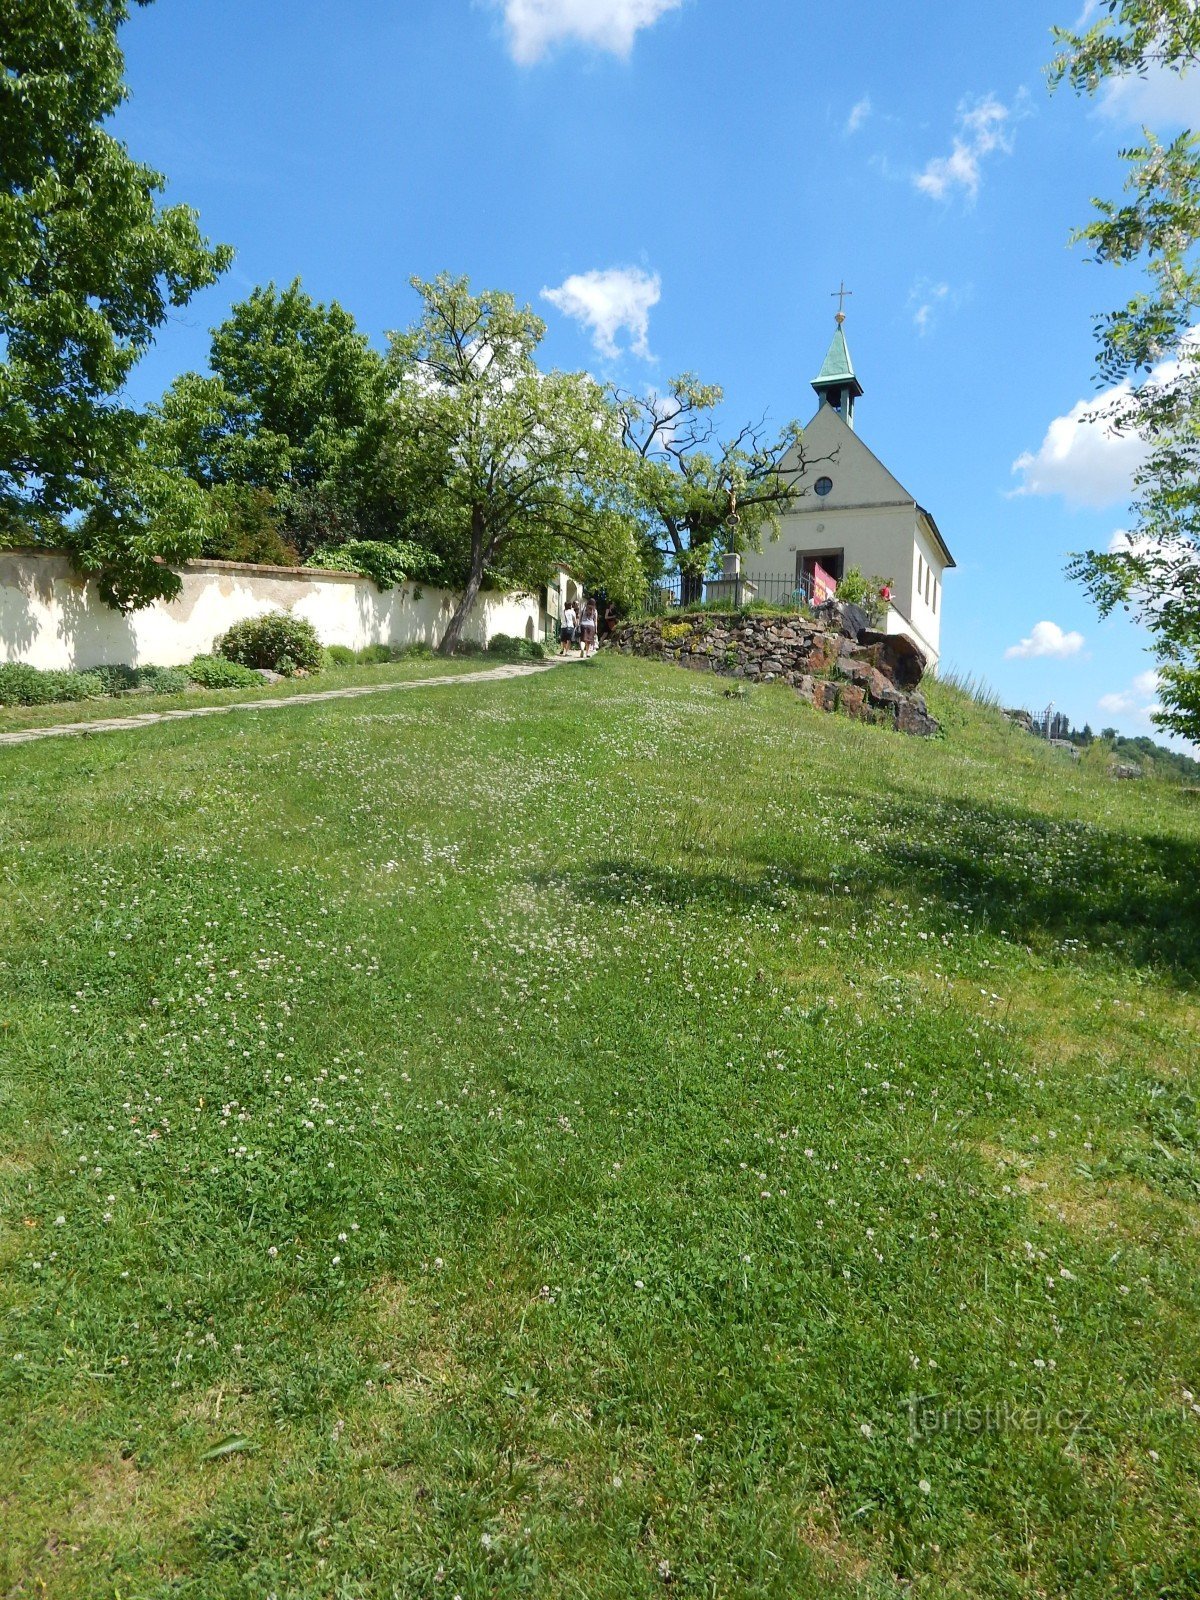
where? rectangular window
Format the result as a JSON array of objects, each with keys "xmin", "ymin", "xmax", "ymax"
[{"xmin": 932, "ymin": 578, "xmax": 938, "ymax": 615}]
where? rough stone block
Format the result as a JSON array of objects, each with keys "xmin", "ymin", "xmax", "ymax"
[
  {"xmin": 839, "ymin": 683, "xmax": 867, "ymax": 719},
  {"xmin": 897, "ymin": 700, "xmax": 937, "ymax": 736},
  {"xmin": 793, "ymin": 674, "xmax": 816, "ymax": 703},
  {"xmin": 858, "ymin": 629, "xmax": 927, "ymax": 689},
  {"xmin": 866, "ymin": 668, "xmax": 901, "ymax": 705},
  {"xmin": 835, "ymin": 658, "xmax": 873, "ymax": 684}
]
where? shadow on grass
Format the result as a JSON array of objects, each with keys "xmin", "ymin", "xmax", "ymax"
[
  {"xmin": 839, "ymin": 793, "xmax": 1200, "ymax": 979},
  {"xmin": 555, "ymin": 791, "xmax": 1200, "ymax": 982}
]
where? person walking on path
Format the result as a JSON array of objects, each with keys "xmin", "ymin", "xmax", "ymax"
[
  {"xmin": 580, "ymin": 599, "xmax": 599, "ymax": 658},
  {"xmin": 559, "ymin": 600, "xmax": 578, "ymax": 656}
]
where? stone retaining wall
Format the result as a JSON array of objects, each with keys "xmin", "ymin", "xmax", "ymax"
[{"xmin": 609, "ymin": 610, "xmax": 939, "ymax": 736}]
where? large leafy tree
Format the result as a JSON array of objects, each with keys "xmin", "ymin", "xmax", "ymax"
[
  {"xmin": 153, "ymin": 280, "xmax": 395, "ymax": 554},
  {"xmin": 386, "ymin": 274, "xmax": 644, "ymax": 655},
  {"xmin": 0, "ymin": 0, "xmax": 232, "ymax": 606},
  {"xmin": 1051, "ymin": 1, "xmax": 1200, "ymax": 743},
  {"xmin": 615, "ymin": 376, "xmax": 810, "ymax": 603}
]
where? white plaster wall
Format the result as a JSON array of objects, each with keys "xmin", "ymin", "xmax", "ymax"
[{"xmin": 0, "ymin": 551, "xmax": 544, "ymax": 670}]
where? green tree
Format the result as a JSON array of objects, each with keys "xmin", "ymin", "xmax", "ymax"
[
  {"xmin": 1051, "ymin": 1, "xmax": 1200, "ymax": 744},
  {"xmin": 386, "ymin": 274, "xmax": 644, "ymax": 655},
  {"xmin": 0, "ymin": 0, "xmax": 231, "ymax": 604},
  {"xmin": 615, "ymin": 375, "xmax": 810, "ymax": 604},
  {"xmin": 153, "ymin": 281, "xmax": 395, "ymax": 555}
]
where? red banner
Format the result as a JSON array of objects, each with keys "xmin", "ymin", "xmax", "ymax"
[{"xmin": 811, "ymin": 560, "xmax": 837, "ymax": 605}]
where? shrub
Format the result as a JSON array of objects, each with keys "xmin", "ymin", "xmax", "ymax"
[
  {"xmin": 836, "ymin": 567, "xmax": 892, "ymax": 626},
  {"xmin": 662, "ymin": 621, "xmax": 693, "ymax": 642},
  {"xmin": 325, "ymin": 644, "xmax": 357, "ymax": 667},
  {"xmin": 356, "ymin": 643, "xmax": 395, "ymax": 665},
  {"xmin": 186, "ymin": 655, "xmax": 262, "ymax": 690},
  {"xmin": 91, "ymin": 664, "xmax": 190, "ymax": 696},
  {"xmin": 216, "ymin": 613, "xmax": 323, "ymax": 674},
  {"xmin": 395, "ymin": 641, "xmax": 435, "ymax": 660},
  {"xmin": 90, "ymin": 663, "xmax": 139, "ymax": 694},
  {"xmin": 304, "ymin": 540, "xmax": 440, "ymax": 591},
  {"xmin": 486, "ymin": 634, "xmax": 546, "ymax": 661},
  {"xmin": 0, "ymin": 664, "xmax": 105, "ymax": 705},
  {"xmin": 453, "ymin": 638, "xmax": 483, "ymax": 657},
  {"xmin": 142, "ymin": 667, "xmax": 190, "ymax": 694}
]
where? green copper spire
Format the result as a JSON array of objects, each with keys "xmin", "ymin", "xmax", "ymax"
[
  {"xmin": 813, "ymin": 325, "xmax": 857, "ymax": 387},
  {"xmin": 811, "ymin": 314, "xmax": 864, "ymax": 428}
]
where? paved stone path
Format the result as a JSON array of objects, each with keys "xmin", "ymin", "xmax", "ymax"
[{"xmin": 0, "ymin": 658, "xmax": 570, "ymax": 748}]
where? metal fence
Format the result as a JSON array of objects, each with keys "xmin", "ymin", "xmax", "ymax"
[{"xmin": 644, "ymin": 571, "xmax": 818, "ymax": 613}]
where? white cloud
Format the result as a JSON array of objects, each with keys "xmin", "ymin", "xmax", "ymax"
[
  {"xmin": 1099, "ymin": 669, "xmax": 1161, "ymax": 719},
  {"xmin": 1107, "ymin": 527, "xmax": 1159, "ymax": 557},
  {"xmin": 909, "ymin": 278, "xmax": 951, "ymax": 335},
  {"xmin": 914, "ymin": 93, "xmax": 1022, "ymax": 201},
  {"xmin": 1011, "ymin": 336, "xmax": 1200, "ymax": 507},
  {"xmin": 1010, "ymin": 387, "xmax": 1147, "ymax": 507},
  {"xmin": 1005, "ymin": 621, "xmax": 1086, "ymax": 660},
  {"xmin": 1097, "ymin": 692, "xmax": 1130, "ymax": 713},
  {"xmin": 542, "ymin": 266, "xmax": 660, "ymax": 359},
  {"xmin": 846, "ymin": 95, "xmax": 872, "ymax": 135},
  {"xmin": 492, "ymin": 0, "xmax": 681, "ymax": 64},
  {"xmin": 1099, "ymin": 63, "xmax": 1200, "ymax": 125}
]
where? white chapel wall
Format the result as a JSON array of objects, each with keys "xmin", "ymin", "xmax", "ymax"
[{"xmin": 0, "ymin": 550, "xmax": 544, "ymax": 672}]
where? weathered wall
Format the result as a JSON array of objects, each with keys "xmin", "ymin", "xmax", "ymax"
[
  {"xmin": 610, "ymin": 610, "xmax": 939, "ymax": 735},
  {"xmin": 0, "ymin": 550, "xmax": 544, "ymax": 670}
]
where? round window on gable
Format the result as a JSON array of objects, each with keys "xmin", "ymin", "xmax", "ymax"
[{"xmin": 814, "ymin": 475, "xmax": 833, "ymax": 497}]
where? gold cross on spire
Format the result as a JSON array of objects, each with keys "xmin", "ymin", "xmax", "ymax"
[{"xmin": 831, "ymin": 280, "xmax": 852, "ymax": 325}]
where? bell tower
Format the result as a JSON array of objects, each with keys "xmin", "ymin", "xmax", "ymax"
[{"xmin": 811, "ymin": 284, "xmax": 863, "ymax": 429}]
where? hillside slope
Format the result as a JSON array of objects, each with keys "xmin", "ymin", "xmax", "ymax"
[{"xmin": 1, "ymin": 655, "xmax": 1198, "ymax": 1598}]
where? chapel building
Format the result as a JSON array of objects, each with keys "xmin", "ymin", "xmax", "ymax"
[{"xmin": 739, "ymin": 315, "xmax": 954, "ymax": 667}]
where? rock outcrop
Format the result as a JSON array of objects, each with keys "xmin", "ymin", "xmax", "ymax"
[{"xmin": 609, "ymin": 610, "xmax": 939, "ymax": 736}]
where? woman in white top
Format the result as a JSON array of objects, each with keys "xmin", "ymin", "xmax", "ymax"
[{"xmin": 559, "ymin": 603, "xmax": 578, "ymax": 655}]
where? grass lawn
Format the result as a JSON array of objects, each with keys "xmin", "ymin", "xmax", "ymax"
[
  {"xmin": 1, "ymin": 654, "xmax": 1198, "ymax": 1598},
  {"xmin": 0, "ymin": 654, "xmax": 508, "ymax": 735}
]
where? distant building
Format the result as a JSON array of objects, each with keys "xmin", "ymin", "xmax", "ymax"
[{"xmin": 740, "ymin": 313, "xmax": 955, "ymax": 668}]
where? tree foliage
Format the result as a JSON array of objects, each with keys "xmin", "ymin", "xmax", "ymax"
[
  {"xmin": 616, "ymin": 376, "xmax": 809, "ymax": 602},
  {"xmin": 385, "ymin": 274, "xmax": 644, "ymax": 654},
  {"xmin": 1051, "ymin": 0, "xmax": 1200, "ymax": 743},
  {"xmin": 152, "ymin": 280, "xmax": 397, "ymax": 555},
  {"xmin": 0, "ymin": 0, "xmax": 231, "ymax": 604}
]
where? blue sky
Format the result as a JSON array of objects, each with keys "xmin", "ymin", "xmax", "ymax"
[{"xmin": 111, "ymin": 0, "xmax": 1200, "ymax": 746}]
